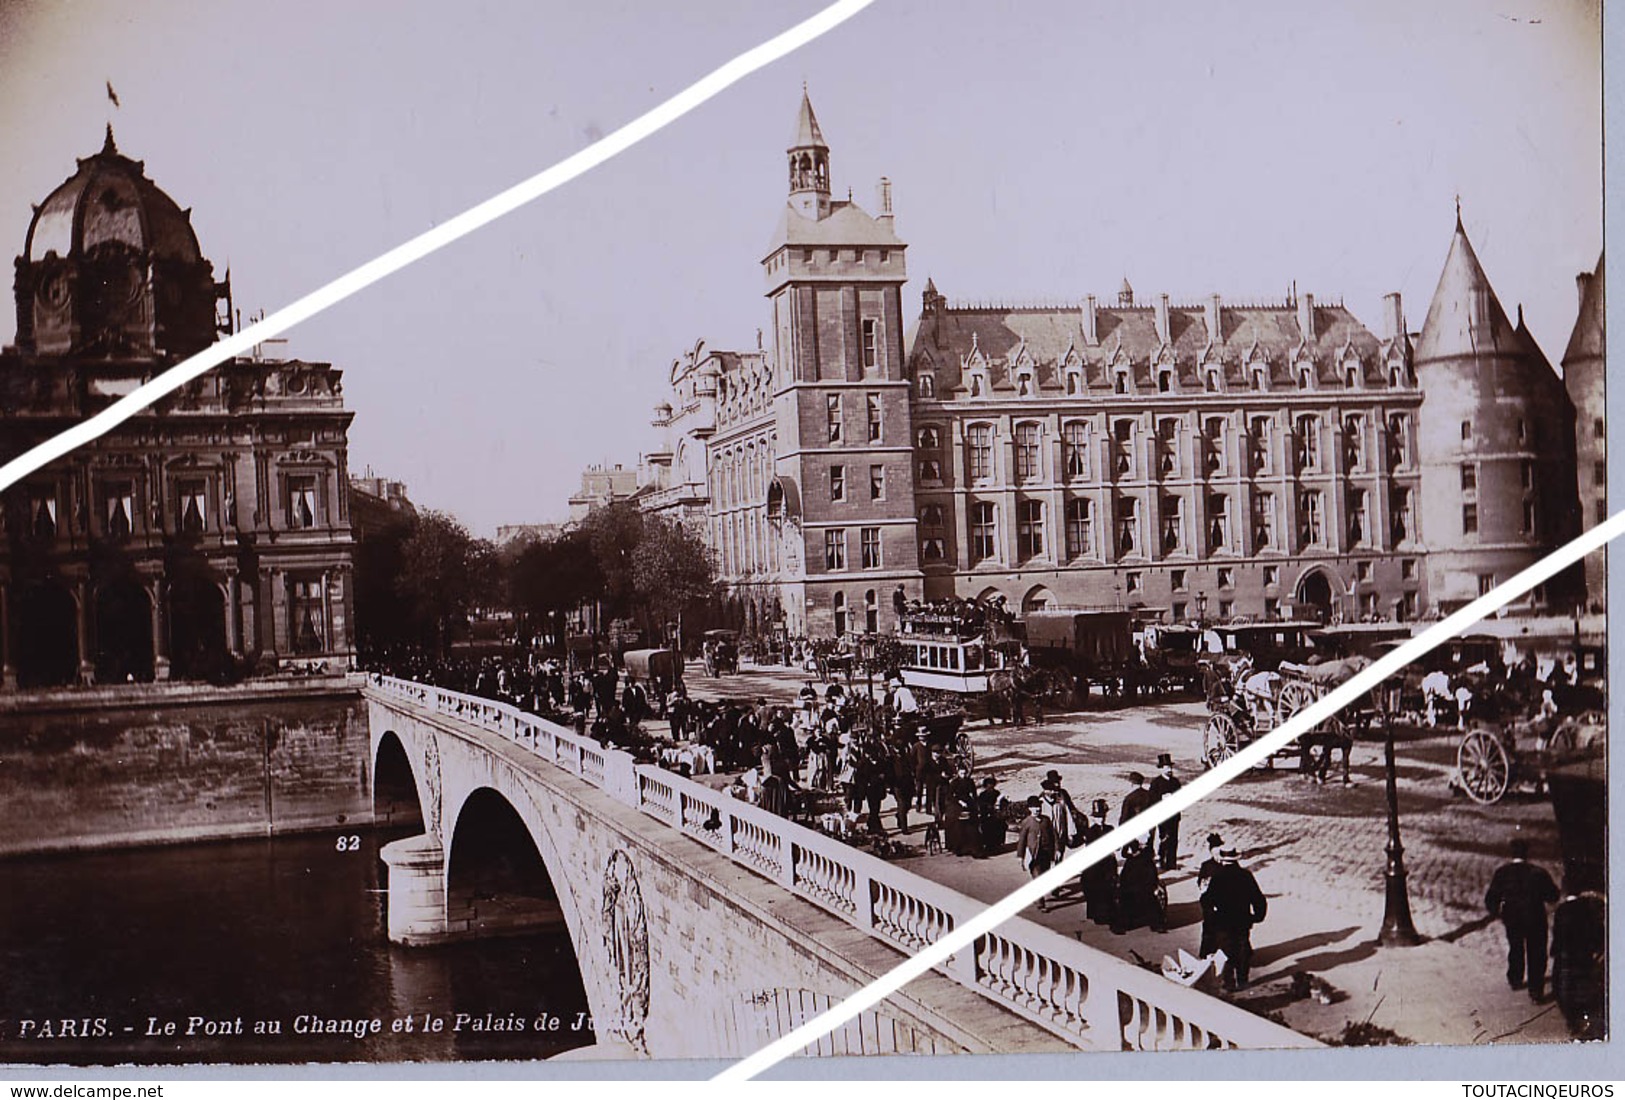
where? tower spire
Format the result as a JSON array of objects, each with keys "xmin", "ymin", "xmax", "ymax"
[{"xmin": 787, "ymin": 88, "xmax": 831, "ymax": 220}]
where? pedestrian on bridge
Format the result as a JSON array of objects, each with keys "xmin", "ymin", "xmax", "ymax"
[
  {"xmin": 1485, "ymin": 839, "xmax": 1559, "ymax": 1002},
  {"xmin": 1206, "ymin": 846, "xmax": 1267, "ymax": 990},
  {"xmin": 1078, "ymin": 799, "xmax": 1117, "ymax": 927},
  {"xmin": 1017, "ymin": 796, "xmax": 1059, "ymax": 912},
  {"xmin": 1148, "ymin": 754, "xmax": 1182, "ymax": 871}
]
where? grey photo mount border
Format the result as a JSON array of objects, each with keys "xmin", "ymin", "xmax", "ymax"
[{"xmin": 0, "ymin": 0, "xmax": 1616, "ymax": 1084}]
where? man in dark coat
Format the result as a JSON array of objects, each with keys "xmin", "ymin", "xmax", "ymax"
[
  {"xmin": 1078, "ymin": 798, "xmax": 1118, "ymax": 926},
  {"xmin": 1550, "ymin": 886, "xmax": 1606, "ymax": 1038},
  {"xmin": 1195, "ymin": 832, "xmax": 1226, "ymax": 958},
  {"xmin": 976, "ymin": 776, "xmax": 1009, "ymax": 855},
  {"xmin": 1120, "ymin": 771, "xmax": 1155, "ymax": 827},
  {"xmin": 1015, "ymin": 796, "xmax": 1058, "ymax": 911},
  {"xmin": 1484, "ymin": 839, "xmax": 1560, "ymax": 1001},
  {"xmin": 1148, "ymin": 754, "xmax": 1182, "ymax": 870},
  {"xmin": 1206, "ymin": 846, "xmax": 1267, "ymax": 990}
]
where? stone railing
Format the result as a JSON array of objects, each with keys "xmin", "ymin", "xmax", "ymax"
[{"xmin": 370, "ymin": 675, "xmax": 1319, "ymax": 1054}]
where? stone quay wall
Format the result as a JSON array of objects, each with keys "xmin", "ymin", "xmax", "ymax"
[{"xmin": 0, "ymin": 676, "xmax": 370, "ymax": 856}]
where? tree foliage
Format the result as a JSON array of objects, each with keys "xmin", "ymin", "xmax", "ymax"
[{"xmin": 395, "ymin": 510, "xmax": 492, "ymax": 658}]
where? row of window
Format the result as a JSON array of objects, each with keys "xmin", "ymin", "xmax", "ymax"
[
  {"xmin": 710, "ymin": 436, "xmax": 776, "ymax": 509},
  {"xmin": 918, "ymin": 488, "xmax": 1418, "ymax": 565},
  {"xmin": 18, "ymin": 476, "xmax": 322, "ymax": 541},
  {"xmin": 917, "ymin": 413, "xmax": 1415, "ymax": 485},
  {"xmin": 827, "ymin": 588, "xmax": 883, "ymax": 636},
  {"xmin": 918, "ymin": 362, "xmax": 1412, "ymax": 401},
  {"xmin": 823, "ymin": 527, "xmax": 885, "ymax": 571},
  {"xmin": 827, "ymin": 464, "xmax": 886, "ymax": 502},
  {"xmin": 825, "ymin": 392, "xmax": 886, "ymax": 444}
]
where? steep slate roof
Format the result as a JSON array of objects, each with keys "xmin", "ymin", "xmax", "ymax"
[
  {"xmin": 908, "ymin": 297, "xmax": 1384, "ymax": 395},
  {"xmin": 1562, "ymin": 253, "xmax": 1605, "ymax": 365},
  {"xmin": 763, "ymin": 199, "xmax": 904, "ymax": 254},
  {"xmin": 1414, "ymin": 219, "xmax": 1523, "ymax": 362}
]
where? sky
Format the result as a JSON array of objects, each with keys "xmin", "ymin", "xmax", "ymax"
[{"xmin": 0, "ymin": 0, "xmax": 1603, "ymax": 537}]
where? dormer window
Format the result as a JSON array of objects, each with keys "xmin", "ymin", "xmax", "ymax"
[
  {"xmin": 1114, "ymin": 370, "xmax": 1128, "ymax": 395},
  {"xmin": 1297, "ymin": 369, "xmax": 1311, "ymax": 390},
  {"xmin": 1157, "ymin": 371, "xmax": 1172, "ymax": 393},
  {"xmin": 1252, "ymin": 368, "xmax": 1266, "ymax": 390},
  {"xmin": 1345, "ymin": 367, "xmax": 1358, "ymax": 388},
  {"xmin": 1064, "ymin": 370, "xmax": 1081, "ymax": 396},
  {"xmin": 917, "ymin": 372, "xmax": 935, "ymax": 398},
  {"xmin": 1206, "ymin": 370, "xmax": 1220, "ymax": 393}
]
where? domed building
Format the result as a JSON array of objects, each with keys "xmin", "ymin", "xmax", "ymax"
[{"xmin": 0, "ymin": 130, "xmax": 356, "ymax": 689}]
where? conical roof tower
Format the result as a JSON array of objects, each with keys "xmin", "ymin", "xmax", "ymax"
[
  {"xmin": 1562, "ymin": 253, "xmax": 1606, "ymax": 609},
  {"xmin": 1411, "ymin": 213, "xmax": 1579, "ymax": 612}
]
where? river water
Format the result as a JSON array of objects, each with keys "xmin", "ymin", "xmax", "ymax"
[{"xmin": 0, "ymin": 831, "xmax": 592, "ymax": 1065}]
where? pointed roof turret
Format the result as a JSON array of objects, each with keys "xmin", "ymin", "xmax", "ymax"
[
  {"xmin": 789, "ymin": 87, "xmax": 827, "ymax": 151},
  {"xmin": 1414, "ymin": 215, "xmax": 1522, "ymax": 362},
  {"xmin": 1563, "ymin": 252, "xmax": 1605, "ymax": 365}
]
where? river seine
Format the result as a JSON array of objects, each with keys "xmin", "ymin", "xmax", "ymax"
[{"xmin": 0, "ymin": 831, "xmax": 591, "ymax": 1065}]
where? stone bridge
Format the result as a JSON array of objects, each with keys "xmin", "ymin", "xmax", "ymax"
[{"xmin": 364, "ymin": 676, "xmax": 1318, "ymax": 1062}]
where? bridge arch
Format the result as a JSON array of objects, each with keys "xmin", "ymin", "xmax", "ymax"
[{"xmin": 372, "ymin": 731, "xmax": 424, "ymax": 832}]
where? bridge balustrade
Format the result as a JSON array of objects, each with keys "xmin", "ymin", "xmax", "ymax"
[{"xmin": 370, "ymin": 675, "xmax": 1318, "ymax": 1055}]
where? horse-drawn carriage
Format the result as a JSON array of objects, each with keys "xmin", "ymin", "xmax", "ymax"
[
  {"xmin": 702, "ymin": 629, "xmax": 739, "ymax": 677},
  {"xmin": 622, "ymin": 647, "xmax": 683, "ymax": 708},
  {"xmin": 1202, "ymin": 654, "xmax": 1375, "ymax": 780},
  {"xmin": 1451, "ymin": 683, "xmax": 1607, "ymax": 805}
]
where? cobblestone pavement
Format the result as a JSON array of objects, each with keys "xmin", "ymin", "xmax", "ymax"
[{"xmin": 684, "ymin": 663, "xmax": 1587, "ymax": 1049}]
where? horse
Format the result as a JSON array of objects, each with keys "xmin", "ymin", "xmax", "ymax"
[{"xmin": 985, "ymin": 666, "xmax": 1061, "ymax": 726}]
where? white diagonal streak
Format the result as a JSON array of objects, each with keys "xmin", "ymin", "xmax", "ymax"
[
  {"xmin": 717, "ymin": 510, "xmax": 1623, "ymax": 1080},
  {"xmin": 0, "ymin": 0, "xmax": 876, "ymax": 495}
]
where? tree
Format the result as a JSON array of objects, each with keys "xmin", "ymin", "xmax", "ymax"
[
  {"xmin": 581, "ymin": 502, "xmax": 645, "ymax": 620},
  {"xmin": 396, "ymin": 510, "xmax": 484, "ymax": 659},
  {"xmin": 508, "ymin": 528, "xmax": 602, "ymax": 647},
  {"xmin": 631, "ymin": 516, "xmax": 718, "ymax": 646}
]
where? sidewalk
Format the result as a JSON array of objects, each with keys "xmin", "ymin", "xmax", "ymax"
[
  {"xmin": 688, "ymin": 663, "xmax": 1581, "ymax": 1049},
  {"xmin": 897, "ymin": 843, "xmax": 1572, "ymax": 1048}
]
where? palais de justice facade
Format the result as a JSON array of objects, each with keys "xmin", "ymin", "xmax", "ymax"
[
  {"xmin": 642, "ymin": 94, "xmax": 1593, "ymax": 640},
  {"xmin": 0, "ymin": 130, "xmax": 356, "ymax": 689}
]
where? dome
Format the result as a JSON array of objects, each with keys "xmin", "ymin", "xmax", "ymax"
[{"xmin": 23, "ymin": 127, "xmax": 203, "ymax": 266}]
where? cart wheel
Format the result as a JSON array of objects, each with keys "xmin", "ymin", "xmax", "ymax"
[
  {"xmin": 1544, "ymin": 722, "xmax": 1578, "ymax": 759},
  {"xmin": 1204, "ymin": 713, "xmax": 1242, "ymax": 770},
  {"xmin": 1457, "ymin": 729, "xmax": 1511, "ymax": 804},
  {"xmin": 1277, "ymin": 680, "xmax": 1316, "ymax": 721}
]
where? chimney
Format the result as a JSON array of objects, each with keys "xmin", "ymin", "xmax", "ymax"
[
  {"xmin": 876, "ymin": 177, "xmax": 893, "ymax": 220},
  {"xmin": 1205, "ymin": 294, "xmax": 1222, "ymax": 345},
  {"xmin": 1382, "ymin": 292, "xmax": 1405, "ymax": 343},
  {"xmin": 1082, "ymin": 294, "xmax": 1098, "ymax": 344},
  {"xmin": 1154, "ymin": 294, "xmax": 1171, "ymax": 345},
  {"xmin": 1297, "ymin": 292, "xmax": 1316, "ymax": 343},
  {"xmin": 1577, "ymin": 271, "xmax": 1594, "ymax": 310}
]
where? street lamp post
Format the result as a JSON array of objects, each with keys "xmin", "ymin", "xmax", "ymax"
[{"xmin": 1378, "ymin": 680, "xmax": 1422, "ymax": 946}]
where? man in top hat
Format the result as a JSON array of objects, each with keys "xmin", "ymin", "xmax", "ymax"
[
  {"xmin": 1041, "ymin": 770, "xmax": 1083, "ymax": 830},
  {"xmin": 1078, "ymin": 798, "xmax": 1118, "ymax": 926},
  {"xmin": 1195, "ymin": 832, "xmax": 1226, "ymax": 957},
  {"xmin": 1120, "ymin": 771, "xmax": 1155, "ymax": 828},
  {"xmin": 1206, "ymin": 845, "xmax": 1267, "ymax": 990},
  {"xmin": 1148, "ymin": 753, "xmax": 1182, "ymax": 871}
]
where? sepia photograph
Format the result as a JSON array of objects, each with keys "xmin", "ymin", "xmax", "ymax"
[{"xmin": 0, "ymin": 0, "xmax": 1610, "ymax": 1079}]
